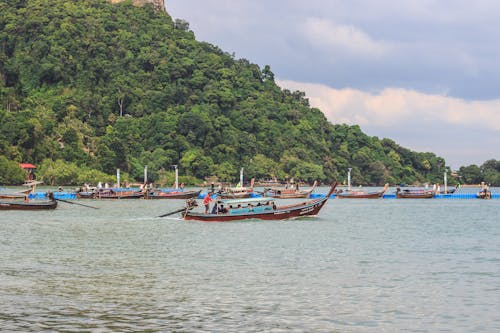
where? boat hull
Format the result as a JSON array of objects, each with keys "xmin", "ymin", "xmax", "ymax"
[
  {"xmin": 263, "ymin": 192, "xmax": 312, "ymax": 199},
  {"xmin": 263, "ymin": 181, "xmax": 317, "ymax": 199},
  {"xmin": 217, "ymin": 192, "xmax": 252, "ymax": 199},
  {"xmin": 0, "ymin": 200, "xmax": 57, "ymax": 210},
  {"xmin": 396, "ymin": 192, "xmax": 435, "ymax": 199},
  {"xmin": 336, "ymin": 184, "xmax": 389, "ymax": 199},
  {"xmin": 337, "ymin": 192, "xmax": 384, "ymax": 199},
  {"xmin": 145, "ymin": 190, "xmax": 201, "ymax": 199},
  {"xmin": 78, "ymin": 190, "xmax": 144, "ymax": 199},
  {"xmin": 0, "ymin": 193, "xmax": 27, "ymax": 199}
]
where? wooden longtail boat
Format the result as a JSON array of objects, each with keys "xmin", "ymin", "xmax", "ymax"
[
  {"xmin": 0, "ymin": 184, "xmax": 36, "ymax": 199},
  {"xmin": 336, "ymin": 183, "xmax": 389, "ymax": 199},
  {"xmin": 145, "ymin": 188, "xmax": 201, "ymax": 199},
  {"xmin": 0, "ymin": 193, "xmax": 57, "ymax": 210},
  {"xmin": 218, "ymin": 178, "xmax": 255, "ymax": 199},
  {"xmin": 0, "ymin": 192, "xmax": 28, "ymax": 199},
  {"xmin": 395, "ymin": 187, "xmax": 435, "ymax": 199},
  {"xmin": 181, "ymin": 182, "xmax": 337, "ymax": 222},
  {"xmin": 263, "ymin": 180, "xmax": 318, "ymax": 199},
  {"xmin": 77, "ymin": 188, "xmax": 144, "ymax": 199}
]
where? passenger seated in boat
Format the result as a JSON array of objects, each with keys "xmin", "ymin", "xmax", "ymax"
[{"xmin": 219, "ymin": 205, "xmax": 228, "ymax": 214}]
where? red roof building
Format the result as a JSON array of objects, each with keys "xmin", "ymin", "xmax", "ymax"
[
  {"xmin": 19, "ymin": 163, "xmax": 37, "ymax": 169},
  {"xmin": 19, "ymin": 163, "xmax": 36, "ymax": 181}
]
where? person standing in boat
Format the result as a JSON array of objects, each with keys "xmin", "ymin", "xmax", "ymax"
[{"xmin": 203, "ymin": 192, "xmax": 213, "ymax": 214}]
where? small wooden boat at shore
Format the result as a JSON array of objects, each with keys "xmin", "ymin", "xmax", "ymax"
[
  {"xmin": 263, "ymin": 181, "xmax": 318, "ymax": 199},
  {"xmin": 396, "ymin": 187, "xmax": 435, "ymax": 199},
  {"xmin": 145, "ymin": 188, "xmax": 201, "ymax": 199},
  {"xmin": 0, "ymin": 193, "xmax": 57, "ymax": 210},
  {"xmin": 336, "ymin": 183, "xmax": 389, "ymax": 199},
  {"xmin": 180, "ymin": 182, "xmax": 337, "ymax": 222}
]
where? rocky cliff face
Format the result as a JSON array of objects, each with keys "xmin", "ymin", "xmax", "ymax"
[{"xmin": 109, "ymin": 0, "xmax": 165, "ymax": 12}]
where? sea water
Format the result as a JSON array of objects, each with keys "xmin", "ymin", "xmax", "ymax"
[{"xmin": 0, "ymin": 187, "xmax": 499, "ymax": 332}]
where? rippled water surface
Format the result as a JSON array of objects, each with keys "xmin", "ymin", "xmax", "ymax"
[{"xmin": 1, "ymin": 188, "xmax": 499, "ymax": 332}]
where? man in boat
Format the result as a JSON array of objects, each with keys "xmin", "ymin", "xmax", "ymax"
[{"xmin": 203, "ymin": 192, "xmax": 213, "ymax": 214}]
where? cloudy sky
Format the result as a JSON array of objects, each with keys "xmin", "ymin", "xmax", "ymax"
[{"xmin": 165, "ymin": 0, "xmax": 500, "ymax": 169}]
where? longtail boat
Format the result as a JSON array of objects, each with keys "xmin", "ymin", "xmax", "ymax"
[
  {"xmin": 180, "ymin": 182, "xmax": 337, "ymax": 222},
  {"xmin": 0, "ymin": 191, "xmax": 29, "ymax": 199},
  {"xmin": 396, "ymin": 187, "xmax": 435, "ymax": 199},
  {"xmin": 218, "ymin": 178, "xmax": 255, "ymax": 199},
  {"xmin": 336, "ymin": 183, "xmax": 389, "ymax": 199},
  {"xmin": 77, "ymin": 188, "xmax": 144, "ymax": 199},
  {"xmin": 263, "ymin": 180, "xmax": 318, "ymax": 199},
  {"xmin": 0, "ymin": 193, "xmax": 57, "ymax": 210},
  {"xmin": 0, "ymin": 183, "xmax": 37, "ymax": 199},
  {"xmin": 145, "ymin": 188, "xmax": 201, "ymax": 199}
]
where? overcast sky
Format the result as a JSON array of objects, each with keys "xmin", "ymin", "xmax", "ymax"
[{"xmin": 165, "ymin": 0, "xmax": 500, "ymax": 169}]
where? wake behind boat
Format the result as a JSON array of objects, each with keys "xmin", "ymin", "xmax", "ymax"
[{"xmin": 179, "ymin": 182, "xmax": 337, "ymax": 222}]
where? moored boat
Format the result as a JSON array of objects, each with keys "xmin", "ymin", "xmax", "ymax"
[
  {"xmin": 181, "ymin": 182, "xmax": 337, "ymax": 222},
  {"xmin": 336, "ymin": 183, "xmax": 389, "ymax": 199},
  {"xmin": 218, "ymin": 178, "xmax": 255, "ymax": 199},
  {"xmin": 263, "ymin": 180, "xmax": 318, "ymax": 199},
  {"xmin": 0, "ymin": 193, "xmax": 57, "ymax": 210},
  {"xmin": 77, "ymin": 187, "xmax": 144, "ymax": 199},
  {"xmin": 145, "ymin": 188, "xmax": 201, "ymax": 199},
  {"xmin": 0, "ymin": 191, "xmax": 29, "ymax": 199},
  {"xmin": 396, "ymin": 187, "xmax": 435, "ymax": 199},
  {"xmin": 0, "ymin": 182, "xmax": 38, "ymax": 199}
]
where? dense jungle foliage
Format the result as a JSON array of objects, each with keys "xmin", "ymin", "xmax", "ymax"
[{"xmin": 1, "ymin": 0, "xmax": 493, "ymax": 186}]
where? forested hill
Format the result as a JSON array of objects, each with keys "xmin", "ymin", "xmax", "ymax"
[{"xmin": 0, "ymin": 0, "xmax": 449, "ymax": 186}]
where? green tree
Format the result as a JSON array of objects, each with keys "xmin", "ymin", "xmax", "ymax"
[{"xmin": 0, "ymin": 157, "xmax": 27, "ymax": 184}]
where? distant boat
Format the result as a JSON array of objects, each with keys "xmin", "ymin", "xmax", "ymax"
[
  {"xmin": 145, "ymin": 165, "xmax": 202, "ymax": 199},
  {"xmin": 0, "ymin": 193, "xmax": 57, "ymax": 210},
  {"xmin": 0, "ymin": 189, "xmax": 31, "ymax": 199},
  {"xmin": 336, "ymin": 183, "xmax": 389, "ymax": 199},
  {"xmin": 181, "ymin": 182, "xmax": 337, "ymax": 222},
  {"xmin": 77, "ymin": 187, "xmax": 144, "ymax": 199},
  {"xmin": 396, "ymin": 187, "xmax": 435, "ymax": 199},
  {"xmin": 218, "ymin": 178, "xmax": 255, "ymax": 199},
  {"xmin": 0, "ymin": 181, "xmax": 39, "ymax": 199},
  {"xmin": 263, "ymin": 180, "xmax": 318, "ymax": 199},
  {"xmin": 145, "ymin": 188, "xmax": 201, "ymax": 199}
]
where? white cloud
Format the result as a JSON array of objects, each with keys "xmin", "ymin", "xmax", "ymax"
[
  {"xmin": 279, "ymin": 80, "xmax": 500, "ymax": 130},
  {"xmin": 301, "ymin": 18, "xmax": 386, "ymax": 58},
  {"xmin": 278, "ymin": 79, "xmax": 500, "ymax": 168}
]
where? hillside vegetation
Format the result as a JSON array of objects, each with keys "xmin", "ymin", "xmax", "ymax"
[{"xmin": 1, "ymin": 0, "xmax": 455, "ymax": 186}]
